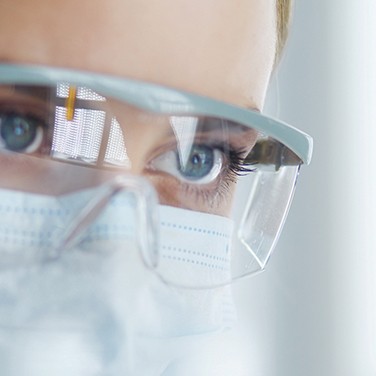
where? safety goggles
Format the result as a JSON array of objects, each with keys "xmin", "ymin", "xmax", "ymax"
[{"xmin": 0, "ymin": 64, "xmax": 312, "ymax": 288}]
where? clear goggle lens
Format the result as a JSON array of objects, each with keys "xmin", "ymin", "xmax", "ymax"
[{"xmin": 0, "ymin": 80, "xmax": 304, "ymax": 288}]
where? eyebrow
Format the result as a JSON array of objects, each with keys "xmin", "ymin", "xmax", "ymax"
[
  {"xmin": 238, "ymin": 96, "xmax": 261, "ymax": 113},
  {"xmin": 249, "ymin": 105, "xmax": 261, "ymax": 113},
  {"xmin": 196, "ymin": 117, "xmax": 258, "ymax": 136},
  {"xmin": 0, "ymin": 56, "xmax": 26, "ymax": 65}
]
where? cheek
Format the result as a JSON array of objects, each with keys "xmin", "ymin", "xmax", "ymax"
[
  {"xmin": 0, "ymin": 155, "xmax": 111, "ymax": 194},
  {"xmin": 145, "ymin": 172, "xmax": 236, "ymax": 217}
]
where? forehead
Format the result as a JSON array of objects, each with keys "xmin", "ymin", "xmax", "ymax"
[{"xmin": 0, "ymin": 0, "xmax": 276, "ymax": 109}]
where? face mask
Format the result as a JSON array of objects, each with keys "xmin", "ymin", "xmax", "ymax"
[{"xmin": 0, "ymin": 187, "xmax": 236, "ymax": 375}]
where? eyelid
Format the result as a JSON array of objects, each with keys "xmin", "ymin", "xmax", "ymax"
[
  {"xmin": 191, "ymin": 118, "xmax": 259, "ymax": 151},
  {"xmin": 0, "ymin": 94, "xmax": 53, "ymax": 122}
]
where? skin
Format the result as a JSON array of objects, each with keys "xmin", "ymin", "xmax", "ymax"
[
  {"xmin": 0, "ymin": 0, "xmax": 277, "ymax": 215},
  {"xmin": 0, "ymin": 0, "xmax": 276, "ymax": 107},
  {"xmin": 0, "ymin": 2, "xmax": 280, "ymax": 370}
]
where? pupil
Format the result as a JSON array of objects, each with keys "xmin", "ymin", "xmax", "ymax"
[
  {"xmin": 178, "ymin": 145, "xmax": 214, "ymax": 180},
  {"xmin": 0, "ymin": 114, "xmax": 38, "ymax": 151},
  {"xmin": 191, "ymin": 154, "xmax": 201, "ymax": 165}
]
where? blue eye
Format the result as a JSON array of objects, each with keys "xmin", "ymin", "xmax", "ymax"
[
  {"xmin": 0, "ymin": 114, "xmax": 44, "ymax": 152},
  {"xmin": 178, "ymin": 145, "xmax": 215, "ymax": 180},
  {"xmin": 150, "ymin": 144, "xmax": 223, "ymax": 185}
]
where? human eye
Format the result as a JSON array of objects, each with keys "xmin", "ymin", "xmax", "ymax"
[
  {"xmin": 147, "ymin": 140, "xmax": 256, "ymax": 215},
  {"xmin": 0, "ymin": 112, "xmax": 46, "ymax": 153},
  {"xmin": 0, "ymin": 89, "xmax": 51, "ymax": 155},
  {"xmin": 150, "ymin": 140, "xmax": 256, "ymax": 184},
  {"xmin": 149, "ymin": 143, "xmax": 224, "ymax": 185},
  {"xmin": 145, "ymin": 116, "xmax": 259, "ymax": 214}
]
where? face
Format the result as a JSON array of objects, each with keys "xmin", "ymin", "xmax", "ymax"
[
  {"xmin": 0, "ymin": 0, "xmax": 277, "ymax": 216},
  {"xmin": 0, "ymin": 1, "xmax": 280, "ymax": 371}
]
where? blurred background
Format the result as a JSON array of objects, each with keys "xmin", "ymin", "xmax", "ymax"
[{"xmin": 230, "ymin": 0, "xmax": 376, "ymax": 375}]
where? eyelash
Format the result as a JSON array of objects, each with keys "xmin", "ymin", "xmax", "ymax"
[
  {"xmin": 226, "ymin": 146, "xmax": 257, "ymax": 177},
  {"xmin": 179, "ymin": 143, "xmax": 256, "ymax": 206}
]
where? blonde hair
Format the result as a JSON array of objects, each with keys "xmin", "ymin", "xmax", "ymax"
[{"xmin": 276, "ymin": 0, "xmax": 292, "ymax": 64}]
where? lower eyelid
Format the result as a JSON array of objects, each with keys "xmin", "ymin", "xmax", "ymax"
[{"xmin": 146, "ymin": 168, "xmax": 225, "ymax": 210}]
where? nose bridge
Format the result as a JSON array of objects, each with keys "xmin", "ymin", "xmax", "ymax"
[{"xmin": 108, "ymin": 101, "xmax": 172, "ymax": 174}]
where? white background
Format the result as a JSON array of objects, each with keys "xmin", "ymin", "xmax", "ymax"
[{"xmin": 231, "ymin": 1, "xmax": 376, "ymax": 375}]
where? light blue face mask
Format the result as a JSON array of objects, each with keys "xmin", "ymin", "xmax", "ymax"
[{"xmin": 0, "ymin": 184, "xmax": 236, "ymax": 375}]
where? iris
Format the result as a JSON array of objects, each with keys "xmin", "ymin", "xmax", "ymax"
[
  {"xmin": 0, "ymin": 114, "xmax": 40, "ymax": 152},
  {"xmin": 178, "ymin": 145, "xmax": 214, "ymax": 180}
]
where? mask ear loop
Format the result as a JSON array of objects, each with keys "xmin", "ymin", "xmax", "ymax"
[{"xmin": 52, "ymin": 175, "xmax": 160, "ymax": 270}]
